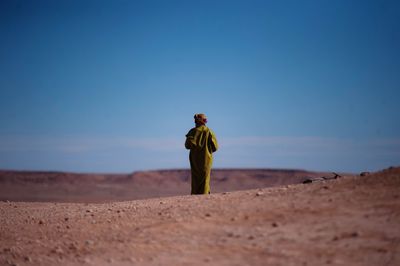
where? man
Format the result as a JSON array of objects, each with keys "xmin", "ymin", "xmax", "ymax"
[{"xmin": 185, "ymin": 113, "xmax": 218, "ymax": 194}]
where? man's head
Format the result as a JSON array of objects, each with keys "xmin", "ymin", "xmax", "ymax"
[{"xmin": 194, "ymin": 113, "xmax": 207, "ymax": 125}]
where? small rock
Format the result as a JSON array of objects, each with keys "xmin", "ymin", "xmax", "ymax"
[
  {"xmin": 271, "ymin": 222, "xmax": 278, "ymax": 227},
  {"xmin": 159, "ymin": 201, "xmax": 165, "ymax": 204},
  {"xmin": 360, "ymin": 172, "xmax": 370, "ymax": 177},
  {"xmin": 85, "ymin": 240, "xmax": 94, "ymax": 245},
  {"xmin": 68, "ymin": 243, "xmax": 78, "ymax": 251},
  {"xmin": 205, "ymin": 213, "xmax": 211, "ymax": 217},
  {"xmin": 86, "ymin": 209, "xmax": 92, "ymax": 213},
  {"xmin": 51, "ymin": 247, "xmax": 64, "ymax": 255},
  {"xmin": 230, "ymin": 217, "xmax": 236, "ymax": 221},
  {"xmin": 227, "ymin": 232, "xmax": 234, "ymax": 237},
  {"xmin": 107, "ymin": 258, "xmax": 114, "ymax": 263},
  {"xmin": 335, "ymin": 231, "xmax": 360, "ymax": 240},
  {"xmin": 24, "ymin": 256, "xmax": 32, "ymax": 262},
  {"xmin": 38, "ymin": 220, "xmax": 44, "ymax": 225},
  {"xmin": 256, "ymin": 191, "xmax": 263, "ymax": 196},
  {"xmin": 6, "ymin": 260, "xmax": 18, "ymax": 266},
  {"xmin": 64, "ymin": 217, "xmax": 69, "ymax": 221},
  {"xmin": 248, "ymin": 235, "xmax": 255, "ymax": 240},
  {"xmin": 350, "ymin": 231, "xmax": 359, "ymax": 237},
  {"xmin": 376, "ymin": 248, "xmax": 388, "ymax": 253}
]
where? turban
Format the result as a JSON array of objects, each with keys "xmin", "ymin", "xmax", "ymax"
[{"xmin": 194, "ymin": 113, "xmax": 207, "ymax": 124}]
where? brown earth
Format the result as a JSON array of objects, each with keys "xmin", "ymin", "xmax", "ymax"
[
  {"xmin": 0, "ymin": 167, "xmax": 399, "ymax": 266},
  {"xmin": 0, "ymin": 169, "xmax": 334, "ymax": 202}
]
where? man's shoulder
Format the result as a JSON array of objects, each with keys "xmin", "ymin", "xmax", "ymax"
[
  {"xmin": 200, "ymin": 125, "xmax": 212, "ymax": 133},
  {"xmin": 187, "ymin": 125, "xmax": 213, "ymax": 135},
  {"xmin": 204, "ymin": 126, "xmax": 215, "ymax": 134},
  {"xmin": 186, "ymin": 127, "xmax": 197, "ymax": 136}
]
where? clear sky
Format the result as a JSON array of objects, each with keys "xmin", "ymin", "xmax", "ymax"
[{"xmin": 0, "ymin": 0, "xmax": 399, "ymax": 173}]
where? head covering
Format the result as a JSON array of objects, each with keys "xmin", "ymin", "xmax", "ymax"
[{"xmin": 194, "ymin": 113, "xmax": 207, "ymax": 125}]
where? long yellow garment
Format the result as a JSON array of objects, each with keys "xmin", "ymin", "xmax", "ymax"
[{"xmin": 185, "ymin": 125, "xmax": 218, "ymax": 194}]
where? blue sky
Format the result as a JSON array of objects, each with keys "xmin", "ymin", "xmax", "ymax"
[{"xmin": 0, "ymin": 0, "xmax": 399, "ymax": 173}]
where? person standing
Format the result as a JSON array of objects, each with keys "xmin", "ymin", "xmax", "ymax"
[{"xmin": 185, "ymin": 114, "xmax": 218, "ymax": 194}]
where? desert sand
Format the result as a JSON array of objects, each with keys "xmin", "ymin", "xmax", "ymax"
[
  {"xmin": 0, "ymin": 169, "xmax": 332, "ymax": 202},
  {"xmin": 0, "ymin": 167, "xmax": 399, "ymax": 266}
]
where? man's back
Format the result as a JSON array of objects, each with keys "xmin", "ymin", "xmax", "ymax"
[
  {"xmin": 185, "ymin": 114, "xmax": 218, "ymax": 194},
  {"xmin": 185, "ymin": 125, "xmax": 217, "ymax": 154}
]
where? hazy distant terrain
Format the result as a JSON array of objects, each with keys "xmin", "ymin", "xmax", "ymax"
[
  {"xmin": 0, "ymin": 167, "xmax": 399, "ymax": 266},
  {"xmin": 0, "ymin": 168, "xmax": 334, "ymax": 202}
]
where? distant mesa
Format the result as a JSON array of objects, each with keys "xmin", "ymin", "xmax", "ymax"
[{"xmin": 0, "ymin": 168, "xmax": 333, "ymax": 202}]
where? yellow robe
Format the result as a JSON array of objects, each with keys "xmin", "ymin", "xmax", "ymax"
[{"xmin": 185, "ymin": 125, "xmax": 218, "ymax": 194}]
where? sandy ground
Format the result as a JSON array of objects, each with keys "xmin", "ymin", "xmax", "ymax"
[
  {"xmin": 1, "ymin": 167, "xmax": 399, "ymax": 266},
  {"xmin": 0, "ymin": 169, "xmax": 331, "ymax": 202}
]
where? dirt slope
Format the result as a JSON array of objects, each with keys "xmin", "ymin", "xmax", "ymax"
[
  {"xmin": 1, "ymin": 167, "xmax": 399, "ymax": 266},
  {"xmin": 0, "ymin": 169, "xmax": 332, "ymax": 202}
]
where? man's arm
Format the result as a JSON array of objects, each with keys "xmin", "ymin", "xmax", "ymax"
[
  {"xmin": 185, "ymin": 137, "xmax": 194, "ymax": 149},
  {"xmin": 185, "ymin": 129, "xmax": 197, "ymax": 150},
  {"xmin": 209, "ymin": 130, "xmax": 218, "ymax": 153}
]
